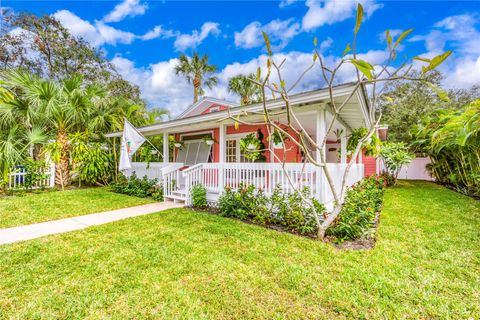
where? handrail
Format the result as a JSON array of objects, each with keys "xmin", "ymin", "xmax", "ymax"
[
  {"xmin": 182, "ymin": 163, "xmax": 203, "ymax": 174},
  {"xmin": 161, "ymin": 162, "xmax": 184, "ymax": 175}
]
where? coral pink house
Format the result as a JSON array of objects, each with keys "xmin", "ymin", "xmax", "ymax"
[{"xmin": 108, "ymin": 83, "xmax": 383, "ymax": 207}]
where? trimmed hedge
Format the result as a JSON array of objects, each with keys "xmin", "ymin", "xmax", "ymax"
[
  {"xmin": 327, "ymin": 175, "xmax": 385, "ymax": 241},
  {"xmin": 218, "ymin": 184, "xmax": 325, "ymax": 235}
]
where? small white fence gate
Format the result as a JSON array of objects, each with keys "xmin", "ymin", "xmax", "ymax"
[{"xmin": 8, "ymin": 163, "xmax": 56, "ymax": 190}]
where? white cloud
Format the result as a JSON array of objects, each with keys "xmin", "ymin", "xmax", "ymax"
[
  {"xmin": 319, "ymin": 37, "xmax": 333, "ymax": 51},
  {"xmin": 174, "ymin": 22, "xmax": 220, "ymax": 51},
  {"xmin": 53, "ymin": 10, "xmax": 135, "ymax": 46},
  {"xmin": 112, "ymin": 56, "xmax": 194, "ymax": 114},
  {"xmin": 112, "ymin": 47, "xmax": 392, "ymax": 116},
  {"xmin": 234, "ymin": 18, "xmax": 300, "ymax": 50},
  {"xmin": 410, "ymin": 14, "xmax": 480, "ymax": 89},
  {"xmin": 103, "ymin": 0, "xmax": 147, "ymax": 23},
  {"xmin": 279, "ymin": 0, "xmax": 297, "ymax": 8},
  {"xmin": 302, "ymin": 0, "xmax": 382, "ymax": 31},
  {"xmin": 139, "ymin": 25, "xmax": 177, "ymax": 41},
  {"xmin": 95, "ymin": 21, "xmax": 135, "ymax": 45}
]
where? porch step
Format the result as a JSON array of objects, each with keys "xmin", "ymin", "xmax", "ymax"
[
  {"xmin": 172, "ymin": 189, "xmax": 186, "ymax": 196},
  {"xmin": 164, "ymin": 194, "xmax": 186, "ymax": 204}
]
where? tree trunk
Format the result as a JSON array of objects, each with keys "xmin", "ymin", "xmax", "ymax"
[
  {"xmin": 55, "ymin": 128, "xmax": 71, "ymax": 190},
  {"xmin": 193, "ymin": 75, "xmax": 200, "ymax": 103}
]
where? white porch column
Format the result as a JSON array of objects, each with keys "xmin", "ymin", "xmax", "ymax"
[
  {"xmin": 219, "ymin": 123, "xmax": 226, "ymax": 163},
  {"xmin": 340, "ymin": 129, "xmax": 347, "ymax": 164},
  {"xmin": 163, "ymin": 132, "xmax": 169, "ymax": 164},
  {"xmin": 218, "ymin": 123, "xmax": 226, "ymax": 189},
  {"xmin": 316, "ymin": 109, "xmax": 327, "ymax": 202}
]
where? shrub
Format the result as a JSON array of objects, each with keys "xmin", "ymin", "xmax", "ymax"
[
  {"xmin": 218, "ymin": 184, "xmax": 324, "ymax": 235},
  {"xmin": 70, "ymin": 132, "xmax": 114, "ymax": 186},
  {"xmin": 191, "ymin": 184, "xmax": 207, "ymax": 208},
  {"xmin": 111, "ymin": 173, "xmax": 162, "ymax": 200},
  {"xmin": 327, "ymin": 175, "xmax": 385, "ymax": 242},
  {"xmin": 379, "ymin": 142, "xmax": 414, "ymax": 186},
  {"xmin": 23, "ymin": 159, "xmax": 50, "ymax": 191}
]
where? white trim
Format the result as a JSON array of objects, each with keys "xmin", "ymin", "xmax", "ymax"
[
  {"xmin": 179, "ymin": 130, "xmax": 214, "ymax": 140},
  {"xmin": 176, "ymin": 97, "xmax": 237, "ymax": 119},
  {"xmin": 105, "ymin": 83, "xmax": 365, "ymax": 138}
]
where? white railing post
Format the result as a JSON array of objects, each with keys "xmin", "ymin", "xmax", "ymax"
[
  {"xmin": 49, "ymin": 162, "xmax": 56, "ymax": 188},
  {"xmin": 218, "ymin": 123, "xmax": 226, "ymax": 190},
  {"xmin": 163, "ymin": 132, "xmax": 169, "ymax": 164}
]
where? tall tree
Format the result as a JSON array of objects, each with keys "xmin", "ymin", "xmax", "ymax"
[
  {"xmin": 174, "ymin": 53, "xmax": 218, "ymax": 103},
  {"xmin": 0, "ymin": 9, "xmax": 143, "ymax": 104},
  {"xmin": 228, "ymin": 73, "xmax": 262, "ymax": 105},
  {"xmin": 380, "ymin": 71, "xmax": 480, "ymax": 143}
]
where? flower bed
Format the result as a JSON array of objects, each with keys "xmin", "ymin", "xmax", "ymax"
[{"xmin": 190, "ymin": 176, "xmax": 385, "ymax": 244}]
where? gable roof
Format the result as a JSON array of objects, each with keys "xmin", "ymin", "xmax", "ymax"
[{"xmin": 176, "ymin": 97, "xmax": 237, "ymax": 119}]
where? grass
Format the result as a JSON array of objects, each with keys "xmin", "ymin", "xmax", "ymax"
[
  {"xmin": 0, "ymin": 188, "xmax": 154, "ymax": 229},
  {"xmin": 0, "ymin": 181, "xmax": 478, "ymax": 319}
]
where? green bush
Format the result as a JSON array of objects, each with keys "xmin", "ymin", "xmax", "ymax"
[
  {"xmin": 111, "ymin": 173, "xmax": 162, "ymax": 200},
  {"xmin": 191, "ymin": 184, "xmax": 207, "ymax": 208},
  {"xmin": 327, "ymin": 175, "xmax": 385, "ymax": 241},
  {"xmin": 218, "ymin": 183, "xmax": 324, "ymax": 235},
  {"xmin": 379, "ymin": 142, "xmax": 414, "ymax": 186}
]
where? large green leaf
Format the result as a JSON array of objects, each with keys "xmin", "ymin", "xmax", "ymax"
[
  {"xmin": 349, "ymin": 59, "xmax": 374, "ymax": 80},
  {"xmin": 422, "ymin": 51, "xmax": 452, "ymax": 73}
]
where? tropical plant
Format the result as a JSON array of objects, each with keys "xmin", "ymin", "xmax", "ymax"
[
  {"xmin": 228, "ymin": 73, "xmax": 262, "ymax": 105},
  {"xmin": 239, "ymin": 132, "xmax": 266, "ymax": 162},
  {"xmin": 380, "ymin": 71, "xmax": 480, "ymax": 143},
  {"xmin": 70, "ymin": 132, "xmax": 113, "ymax": 186},
  {"xmin": 347, "ymin": 127, "xmax": 382, "ymax": 157},
  {"xmin": 175, "ymin": 52, "xmax": 218, "ymax": 103},
  {"xmin": 411, "ymin": 99, "xmax": 480, "ymax": 196},
  {"xmin": 0, "ymin": 69, "xmax": 163, "ymax": 191},
  {"xmin": 379, "ymin": 142, "xmax": 414, "ymax": 185}
]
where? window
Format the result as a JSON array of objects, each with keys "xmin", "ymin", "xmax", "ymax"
[
  {"xmin": 226, "ymin": 140, "xmax": 237, "ymax": 163},
  {"xmin": 226, "ymin": 137, "xmax": 250, "ymax": 163}
]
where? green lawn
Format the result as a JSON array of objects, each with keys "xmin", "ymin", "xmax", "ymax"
[
  {"xmin": 0, "ymin": 188, "xmax": 154, "ymax": 229},
  {"xmin": 0, "ymin": 181, "xmax": 478, "ymax": 319}
]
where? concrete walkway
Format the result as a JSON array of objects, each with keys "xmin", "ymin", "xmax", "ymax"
[{"xmin": 0, "ymin": 201, "xmax": 184, "ymax": 245}]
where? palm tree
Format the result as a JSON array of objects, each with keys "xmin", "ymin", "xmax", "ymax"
[
  {"xmin": 175, "ymin": 53, "xmax": 218, "ymax": 103},
  {"xmin": 228, "ymin": 73, "xmax": 262, "ymax": 105}
]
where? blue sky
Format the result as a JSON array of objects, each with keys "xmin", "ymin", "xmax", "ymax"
[{"xmin": 4, "ymin": 0, "xmax": 480, "ymax": 114}]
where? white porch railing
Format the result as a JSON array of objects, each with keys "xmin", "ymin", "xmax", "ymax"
[
  {"xmin": 161, "ymin": 163, "xmax": 185, "ymax": 198},
  {"xmin": 8, "ymin": 163, "xmax": 55, "ymax": 190},
  {"xmin": 182, "ymin": 162, "xmax": 364, "ymax": 206}
]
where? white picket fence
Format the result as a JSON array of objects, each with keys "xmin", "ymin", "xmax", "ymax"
[{"xmin": 8, "ymin": 163, "xmax": 55, "ymax": 190}]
